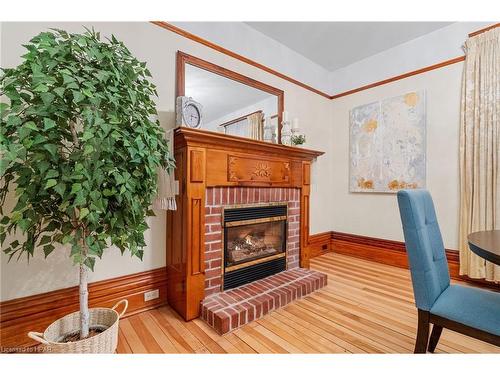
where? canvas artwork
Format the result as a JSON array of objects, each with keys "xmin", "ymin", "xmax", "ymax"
[{"xmin": 349, "ymin": 90, "xmax": 426, "ymax": 193}]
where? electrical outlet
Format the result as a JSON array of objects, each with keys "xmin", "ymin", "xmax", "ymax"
[{"xmin": 144, "ymin": 289, "xmax": 159, "ymax": 301}]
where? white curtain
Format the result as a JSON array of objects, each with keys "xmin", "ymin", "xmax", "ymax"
[
  {"xmin": 153, "ymin": 129, "xmax": 177, "ymax": 211},
  {"xmin": 247, "ymin": 112, "xmax": 263, "ymax": 140},
  {"xmin": 459, "ymin": 28, "xmax": 500, "ymax": 281}
]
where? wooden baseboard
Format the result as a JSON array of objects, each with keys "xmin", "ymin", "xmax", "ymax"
[
  {"xmin": 309, "ymin": 230, "xmax": 498, "ymax": 290},
  {"xmin": 307, "ymin": 231, "xmax": 333, "ymax": 259},
  {"xmin": 0, "ymin": 267, "xmax": 167, "ymax": 349},
  {"xmin": 331, "ymin": 230, "xmax": 460, "ymax": 276}
]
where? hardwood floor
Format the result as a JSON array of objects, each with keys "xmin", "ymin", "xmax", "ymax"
[{"xmin": 116, "ymin": 253, "xmax": 500, "ymax": 354}]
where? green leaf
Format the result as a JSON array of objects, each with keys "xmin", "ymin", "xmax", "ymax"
[
  {"xmin": 18, "ymin": 219, "xmax": 30, "ymax": 231},
  {"xmin": 33, "ymin": 84, "xmax": 49, "ymax": 92},
  {"xmin": 43, "ymin": 144, "xmax": 58, "ymax": 157},
  {"xmin": 11, "ymin": 211, "xmax": 22, "ymax": 223},
  {"xmin": 44, "ymin": 169, "xmax": 59, "ymax": 179},
  {"xmin": 39, "ymin": 235, "xmax": 52, "ymax": 245},
  {"xmin": 19, "ymin": 126, "xmax": 32, "ymax": 140},
  {"xmin": 43, "ymin": 244, "xmax": 55, "ymax": 257},
  {"xmin": 70, "ymin": 183, "xmax": 82, "ymax": 194},
  {"xmin": 83, "ymin": 144, "xmax": 94, "ymax": 156},
  {"xmin": 103, "ymin": 188, "xmax": 114, "ymax": 197},
  {"xmin": 53, "ymin": 87, "xmax": 65, "ymax": 98},
  {"xmin": 72, "ymin": 90, "xmax": 85, "ymax": 103},
  {"xmin": 82, "ymin": 130, "xmax": 94, "ymax": 141},
  {"xmin": 82, "ymin": 88, "xmax": 93, "ymax": 97},
  {"xmin": 0, "ymin": 158, "xmax": 10, "ymax": 177},
  {"xmin": 0, "ymin": 103, "xmax": 8, "ymax": 117},
  {"xmin": 45, "ymin": 179, "xmax": 57, "ymax": 189},
  {"xmin": 40, "ymin": 92, "xmax": 55, "ymax": 105},
  {"xmin": 62, "ymin": 74, "xmax": 76, "ymax": 84},
  {"xmin": 79, "ymin": 207, "xmax": 89, "ymax": 219},
  {"xmin": 24, "ymin": 121, "xmax": 38, "ymax": 131},
  {"xmin": 37, "ymin": 161, "xmax": 50, "ymax": 174},
  {"xmin": 73, "ymin": 191, "xmax": 86, "ymax": 206},
  {"xmin": 54, "ymin": 182, "xmax": 66, "ymax": 197},
  {"xmin": 43, "ymin": 118, "xmax": 57, "ymax": 130},
  {"xmin": 84, "ymin": 256, "xmax": 95, "ymax": 271}
]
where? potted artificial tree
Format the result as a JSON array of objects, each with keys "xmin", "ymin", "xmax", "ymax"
[{"xmin": 0, "ymin": 28, "xmax": 174, "ymax": 353}]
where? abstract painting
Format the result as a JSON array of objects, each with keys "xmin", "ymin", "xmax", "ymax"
[{"xmin": 349, "ymin": 90, "xmax": 426, "ymax": 193}]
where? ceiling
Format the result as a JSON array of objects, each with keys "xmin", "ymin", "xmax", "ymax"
[
  {"xmin": 185, "ymin": 64, "xmax": 275, "ymax": 123},
  {"xmin": 245, "ymin": 22, "xmax": 453, "ymax": 71}
]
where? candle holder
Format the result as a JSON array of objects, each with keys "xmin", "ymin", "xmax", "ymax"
[
  {"xmin": 281, "ymin": 120, "xmax": 292, "ymax": 145},
  {"xmin": 263, "ymin": 118, "xmax": 274, "ymax": 142}
]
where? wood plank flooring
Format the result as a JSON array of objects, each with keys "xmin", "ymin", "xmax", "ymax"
[{"xmin": 117, "ymin": 253, "xmax": 500, "ymax": 354}]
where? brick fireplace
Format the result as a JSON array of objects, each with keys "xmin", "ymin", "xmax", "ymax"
[
  {"xmin": 166, "ymin": 127, "xmax": 325, "ymax": 322},
  {"xmin": 204, "ymin": 187, "xmax": 301, "ymax": 296}
]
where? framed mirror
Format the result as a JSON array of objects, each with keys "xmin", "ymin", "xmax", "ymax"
[{"xmin": 176, "ymin": 52, "xmax": 284, "ymax": 143}]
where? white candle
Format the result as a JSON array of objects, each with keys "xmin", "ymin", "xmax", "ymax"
[
  {"xmin": 282, "ymin": 111, "xmax": 289, "ymax": 122},
  {"xmin": 292, "ymin": 118, "xmax": 299, "ymax": 130}
]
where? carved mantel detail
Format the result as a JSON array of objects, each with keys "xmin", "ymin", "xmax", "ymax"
[
  {"xmin": 227, "ymin": 155, "xmax": 290, "ymax": 184},
  {"xmin": 252, "ymin": 162, "xmax": 271, "ymax": 179}
]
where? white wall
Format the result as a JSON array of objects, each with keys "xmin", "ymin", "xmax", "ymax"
[
  {"xmin": 0, "ymin": 22, "xmax": 333, "ymax": 301},
  {"xmin": 330, "ymin": 62, "xmax": 463, "ymax": 250},
  {"xmin": 328, "ymin": 22, "xmax": 489, "ymax": 94}
]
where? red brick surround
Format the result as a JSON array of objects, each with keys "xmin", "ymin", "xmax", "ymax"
[
  {"xmin": 204, "ymin": 187, "xmax": 301, "ymax": 296},
  {"xmin": 201, "ymin": 268, "xmax": 327, "ymax": 334}
]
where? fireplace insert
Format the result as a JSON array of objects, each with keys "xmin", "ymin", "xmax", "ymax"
[{"xmin": 223, "ymin": 203, "xmax": 287, "ymax": 290}]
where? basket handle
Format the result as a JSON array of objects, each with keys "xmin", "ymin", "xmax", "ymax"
[
  {"xmin": 28, "ymin": 331, "xmax": 50, "ymax": 345},
  {"xmin": 112, "ymin": 299, "xmax": 128, "ymax": 318}
]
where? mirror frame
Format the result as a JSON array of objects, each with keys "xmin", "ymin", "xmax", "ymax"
[{"xmin": 176, "ymin": 51, "xmax": 285, "ymax": 143}]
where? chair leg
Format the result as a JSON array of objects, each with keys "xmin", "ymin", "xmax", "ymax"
[
  {"xmin": 427, "ymin": 325, "xmax": 443, "ymax": 353},
  {"xmin": 414, "ymin": 310, "xmax": 430, "ymax": 353}
]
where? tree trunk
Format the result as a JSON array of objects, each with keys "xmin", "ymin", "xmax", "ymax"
[
  {"xmin": 79, "ymin": 242, "xmax": 89, "ymax": 339},
  {"xmin": 70, "ymin": 119, "xmax": 89, "ymax": 339}
]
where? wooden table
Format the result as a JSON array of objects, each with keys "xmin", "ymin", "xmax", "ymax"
[{"xmin": 468, "ymin": 230, "xmax": 500, "ymax": 266}]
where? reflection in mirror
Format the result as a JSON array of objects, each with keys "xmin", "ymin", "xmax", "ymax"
[{"xmin": 184, "ymin": 64, "xmax": 279, "ymax": 140}]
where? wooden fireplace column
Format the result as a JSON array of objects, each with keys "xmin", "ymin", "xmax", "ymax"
[{"xmin": 166, "ymin": 127, "xmax": 324, "ymax": 320}]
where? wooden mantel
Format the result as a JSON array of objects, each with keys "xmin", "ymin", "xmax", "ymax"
[
  {"xmin": 166, "ymin": 127, "xmax": 324, "ymax": 320},
  {"xmin": 174, "ymin": 127, "xmax": 324, "ymax": 160}
]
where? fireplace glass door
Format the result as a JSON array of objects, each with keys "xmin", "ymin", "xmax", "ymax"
[{"xmin": 225, "ymin": 218, "xmax": 286, "ymax": 269}]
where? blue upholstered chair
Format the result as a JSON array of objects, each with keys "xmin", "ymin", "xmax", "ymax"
[{"xmin": 397, "ymin": 189, "xmax": 500, "ymax": 353}]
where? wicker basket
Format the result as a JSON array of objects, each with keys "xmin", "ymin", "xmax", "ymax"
[{"xmin": 28, "ymin": 299, "xmax": 128, "ymax": 354}]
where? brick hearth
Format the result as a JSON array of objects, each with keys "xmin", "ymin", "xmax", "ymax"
[{"xmin": 200, "ymin": 268, "xmax": 327, "ymax": 334}]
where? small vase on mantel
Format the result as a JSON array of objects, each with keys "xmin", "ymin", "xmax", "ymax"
[{"xmin": 290, "ymin": 118, "xmax": 306, "ymax": 147}]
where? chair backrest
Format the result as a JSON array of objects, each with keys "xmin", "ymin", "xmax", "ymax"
[{"xmin": 397, "ymin": 189, "xmax": 450, "ymax": 311}]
